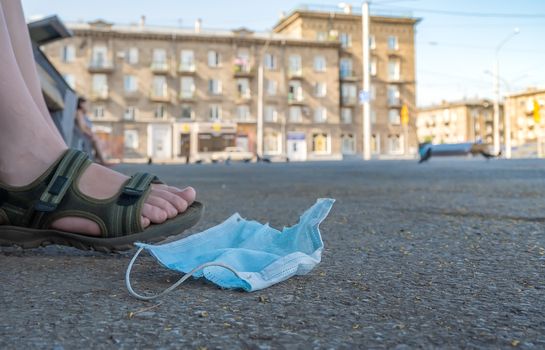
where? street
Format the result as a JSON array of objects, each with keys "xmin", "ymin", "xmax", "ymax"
[{"xmin": 1, "ymin": 159, "xmax": 545, "ymax": 348}]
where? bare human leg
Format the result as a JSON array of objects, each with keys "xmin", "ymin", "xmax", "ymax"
[
  {"xmin": 0, "ymin": 1, "xmax": 196, "ymax": 235},
  {"xmin": 0, "ymin": 0, "xmax": 63, "ymax": 138}
]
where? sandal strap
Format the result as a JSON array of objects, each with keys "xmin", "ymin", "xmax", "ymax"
[
  {"xmin": 109, "ymin": 172, "xmax": 163, "ymax": 235},
  {"xmin": 31, "ymin": 150, "xmax": 91, "ymax": 228}
]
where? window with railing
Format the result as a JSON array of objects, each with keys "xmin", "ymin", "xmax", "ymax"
[
  {"xmin": 289, "ymin": 106, "xmax": 302, "ymax": 122},
  {"xmin": 387, "ymin": 85, "xmax": 400, "ymax": 106},
  {"xmin": 388, "ymin": 58, "xmax": 401, "ymax": 81},
  {"xmin": 288, "ymin": 81, "xmax": 303, "ymax": 102},
  {"xmin": 340, "ymin": 33, "xmax": 352, "ymax": 48},
  {"xmin": 266, "ymin": 79, "xmax": 277, "ymax": 96},
  {"xmin": 180, "ymin": 77, "xmax": 195, "ymax": 98},
  {"xmin": 314, "ymin": 107, "xmax": 327, "ymax": 123},
  {"xmin": 91, "ymin": 74, "xmax": 108, "ymax": 97},
  {"xmin": 288, "ymin": 55, "xmax": 302, "ymax": 76},
  {"xmin": 209, "ymin": 104, "xmax": 222, "ymax": 121},
  {"xmin": 237, "ymin": 78, "xmax": 251, "ymax": 99},
  {"xmin": 341, "ymin": 83, "xmax": 357, "ymax": 105},
  {"xmin": 151, "ymin": 49, "xmax": 168, "ymax": 70},
  {"xmin": 265, "ymin": 105, "xmax": 278, "ymax": 122},
  {"xmin": 124, "ymin": 75, "xmax": 138, "ymax": 93},
  {"xmin": 236, "ymin": 105, "xmax": 252, "ymax": 121},
  {"xmin": 208, "ymin": 79, "xmax": 222, "ymax": 95},
  {"xmin": 208, "ymin": 51, "xmax": 221, "ymax": 67},
  {"xmin": 341, "ymin": 107, "xmax": 352, "ymax": 124},
  {"xmin": 90, "ymin": 45, "xmax": 110, "ymax": 68},
  {"xmin": 152, "ymin": 76, "xmax": 168, "ymax": 98},
  {"xmin": 314, "ymin": 82, "xmax": 326, "ymax": 97},
  {"xmin": 340, "ymin": 58, "xmax": 353, "ymax": 78},
  {"xmin": 180, "ymin": 50, "xmax": 195, "ymax": 71},
  {"xmin": 314, "ymin": 55, "xmax": 326, "ymax": 72}
]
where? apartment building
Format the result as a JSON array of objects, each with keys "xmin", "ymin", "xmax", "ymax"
[
  {"xmin": 43, "ymin": 5, "xmax": 419, "ymax": 162},
  {"xmin": 274, "ymin": 4, "xmax": 419, "ymax": 156},
  {"xmin": 417, "ymin": 99, "xmax": 500, "ymax": 145},
  {"xmin": 504, "ymin": 88, "xmax": 545, "ymax": 155}
]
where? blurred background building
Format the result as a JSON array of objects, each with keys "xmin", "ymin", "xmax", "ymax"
[
  {"xmin": 416, "ymin": 99, "xmax": 500, "ymax": 145},
  {"xmin": 41, "ymin": 5, "xmax": 418, "ymax": 162}
]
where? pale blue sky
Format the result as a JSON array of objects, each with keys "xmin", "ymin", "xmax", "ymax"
[{"xmin": 22, "ymin": 0, "xmax": 545, "ymax": 106}]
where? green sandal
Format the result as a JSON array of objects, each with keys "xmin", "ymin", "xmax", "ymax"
[{"xmin": 0, "ymin": 149, "xmax": 203, "ymax": 252}]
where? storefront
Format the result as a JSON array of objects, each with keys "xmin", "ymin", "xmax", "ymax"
[{"xmin": 287, "ymin": 131, "xmax": 307, "ymax": 161}]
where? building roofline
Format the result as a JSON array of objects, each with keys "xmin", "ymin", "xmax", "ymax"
[
  {"xmin": 417, "ymin": 99, "xmax": 496, "ymax": 112},
  {"xmin": 66, "ymin": 22, "xmax": 341, "ymax": 49},
  {"xmin": 505, "ymin": 87, "xmax": 545, "ymax": 98},
  {"xmin": 273, "ymin": 9, "xmax": 421, "ymax": 33}
]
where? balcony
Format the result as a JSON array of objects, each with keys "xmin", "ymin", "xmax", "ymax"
[
  {"xmin": 341, "ymin": 96, "xmax": 357, "ymax": 106},
  {"xmin": 124, "ymin": 90, "xmax": 140, "ymax": 100},
  {"xmin": 88, "ymin": 60, "xmax": 114, "ymax": 73},
  {"xmin": 150, "ymin": 61, "xmax": 169, "ymax": 74},
  {"xmin": 387, "ymin": 98, "xmax": 401, "ymax": 107},
  {"xmin": 288, "ymin": 92, "xmax": 305, "ymax": 105},
  {"xmin": 288, "ymin": 68, "xmax": 303, "ymax": 80},
  {"xmin": 233, "ymin": 63, "xmax": 254, "ymax": 77},
  {"xmin": 90, "ymin": 88, "xmax": 109, "ymax": 101},
  {"xmin": 340, "ymin": 69, "xmax": 358, "ymax": 81},
  {"xmin": 150, "ymin": 91, "xmax": 170, "ymax": 102},
  {"xmin": 179, "ymin": 91, "xmax": 196, "ymax": 102},
  {"xmin": 178, "ymin": 63, "xmax": 196, "ymax": 74}
]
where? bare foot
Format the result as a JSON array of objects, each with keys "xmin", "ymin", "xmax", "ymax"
[{"xmin": 48, "ymin": 163, "xmax": 196, "ymax": 236}]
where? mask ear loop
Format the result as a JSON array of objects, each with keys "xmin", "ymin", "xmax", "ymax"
[{"xmin": 125, "ymin": 247, "xmax": 243, "ymax": 301}]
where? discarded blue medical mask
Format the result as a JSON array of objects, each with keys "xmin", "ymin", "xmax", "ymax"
[{"xmin": 125, "ymin": 198, "xmax": 335, "ymax": 300}]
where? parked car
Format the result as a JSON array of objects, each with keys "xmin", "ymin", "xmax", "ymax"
[{"xmin": 211, "ymin": 147, "xmax": 254, "ymax": 162}]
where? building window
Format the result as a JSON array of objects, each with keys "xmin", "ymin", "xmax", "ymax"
[
  {"xmin": 387, "ymin": 85, "xmax": 400, "ymax": 106},
  {"xmin": 288, "ymin": 55, "xmax": 302, "ymax": 76},
  {"xmin": 370, "ymin": 57, "xmax": 377, "ymax": 76},
  {"xmin": 264, "ymin": 53, "xmax": 277, "ymax": 70},
  {"xmin": 180, "ymin": 105, "xmax": 194, "ymax": 120},
  {"xmin": 127, "ymin": 48, "xmax": 139, "ymax": 64},
  {"xmin": 237, "ymin": 78, "xmax": 251, "ymax": 99},
  {"xmin": 371, "ymin": 110, "xmax": 377, "ymax": 124},
  {"xmin": 264, "ymin": 131, "xmax": 281, "ymax": 154},
  {"xmin": 91, "ymin": 45, "xmax": 109, "ymax": 67},
  {"xmin": 340, "ymin": 58, "xmax": 353, "ymax": 78},
  {"xmin": 209, "ymin": 104, "xmax": 222, "ymax": 121},
  {"xmin": 91, "ymin": 74, "xmax": 108, "ymax": 97},
  {"xmin": 208, "ymin": 79, "xmax": 222, "ymax": 95},
  {"xmin": 236, "ymin": 105, "xmax": 251, "ymax": 121},
  {"xmin": 152, "ymin": 76, "xmax": 167, "ymax": 98},
  {"xmin": 316, "ymin": 31, "xmax": 327, "ymax": 41},
  {"xmin": 341, "ymin": 134, "xmax": 355, "ymax": 154},
  {"xmin": 152, "ymin": 49, "xmax": 168, "ymax": 69},
  {"xmin": 369, "ymin": 35, "xmax": 376, "ymax": 50},
  {"xmin": 389, "ymin": 109, "xmax": 401, "ymax": 125},
  {"xmin": 388, "ymin": 36, "xmax": 399, "ymax": 50},
  {"xmin": 388, "ymin": 58, "xmax": 401, "ymax": 81},
  {"xmin": 341, "ymin": 108, "xmax": 352, "ymax": 124},
  {"xmin": 265, "ymin": 105, "xmax": 278, "ymax": 122},
  {"xmin": 235, "ymin": 49, "xmax": 250, "ymax": 73},
  {"xmin": 63, "ymin": 74, "xmax": 76, "ymax": 89},
  {"xmin": 208, "ymin": 50, "xmax": 221, "ymax": 67},
  {"xmin": 124, "ymin": 130, "xmax": 139, "ymax": 150},
  {"xmin": 288, "ymin": 81, "xmax": 303, "ymax": 102},
  {"xmin": 93, "ymin": 105, "xmax": 105, "ymax": 118},
  {"xmin": 314, "ymin": 82, "xmax": 326, "ymax": 97},
  {"xmin": 180, "ymin": 50, "xmax": 195, "ymax": 71},
  {"xmin": 124, "ymin": 106, "xmax": 137, "ymax": 120},
  {"xmin": 154, "ymin": 104, "xmax": 166, "ymax": 119},
  {"xmin": 180, "ymin": 77, "xmax": 195, "ymax": 98},
  {"xmin": 314, "ymin": 55, "xmax": 326, "ymax": 72},
  {"xmin": 124, "ymin": 75, "xmax": 138, "ymax": 93},
  {"xmin": 61, "ymin": 45, "xmax": 75, "ymax": 63},
  {"xmin": 266, "ymin": 79, "xmax": 277, "ymax": 96},
  {"xmin": 370, "ymin": 84, "xmax": 376, "ymax": 100},
  {"xmin": 388, "ymin": 134, "xmax": 403, "ymax": 154},
  {"xmin": 340, "ymin": 33, "xmax": 352, "ymax": 48},
  {"xmin": 289, "ymin": 106, "xmax": 302, "ymax": 122},
  {"xmin": 341, "ymin": 83, "xmax": 357, "ymax": 105},
  {"xmin": 312, "ymin": 133, "xmax": 330, "ymax": 153},
  {"xmin": 314, "ymin": 107, "xmax": 327, "ymax": 123}
]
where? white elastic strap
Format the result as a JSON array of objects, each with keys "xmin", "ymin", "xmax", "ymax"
[{"xmin": 125, "ymin": 246, "xmax": 242, "ymax": 301}]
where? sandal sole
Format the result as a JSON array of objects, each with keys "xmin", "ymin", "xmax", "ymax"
[{"xmin": 0, "ymin": 202, "xmax": 204, "ymax": 253}]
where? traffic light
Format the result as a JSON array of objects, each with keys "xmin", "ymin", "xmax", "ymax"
[
  {"xmin": 401, "ymin": 104, "xmax": 409, "ymax": 126},
  {"xmin": 534, "ymin": 99, "xmax": 541, "ymax": 124}
]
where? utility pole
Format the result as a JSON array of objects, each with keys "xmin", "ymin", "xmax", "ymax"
[
  {"xmin": 361, "ymin": 1, "xmax": 371, "ymax": 160},
  {"xmin": 493, "ymin": 61, "xmax": 500, "ymax": 155},
  {"xmin": 256, "ymin": 34, "xmax": 272, "ymax": 160}
]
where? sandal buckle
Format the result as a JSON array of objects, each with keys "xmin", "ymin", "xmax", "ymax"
[{"xmin": 35, "ymin": 200, "xmax": 57, "ymax": 212}]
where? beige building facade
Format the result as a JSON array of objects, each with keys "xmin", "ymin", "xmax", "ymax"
[
  {"xmin": 274, "ymin": 6, "xmax": 419, "ymax": 157},
  {"xmin": 417, "ymin": 100, "xmax": 499, "ymax": 145},
  {"xmin": 43, "ymin": 6, "xmax": 419, "ymax": 162},
  {"xmin": 504, "ymin": 88, "xmax": 545, "ymax": 156}
]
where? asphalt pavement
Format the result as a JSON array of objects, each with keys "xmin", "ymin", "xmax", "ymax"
[{"xmin": 1, "ymin": 158, "xmax": 545, "ymax": 349}]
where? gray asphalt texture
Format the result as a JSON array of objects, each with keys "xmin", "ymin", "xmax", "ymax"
[{"xmin": 2, "ymin": 159, "xmax": 545, "ymax": 349}]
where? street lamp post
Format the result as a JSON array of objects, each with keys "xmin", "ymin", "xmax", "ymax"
[
  {"xmin": 361, "ymin": 1, "xmax": 371, "ymax": 160},
  {"xmin": 493, "ymin": 28, "xmax": 519, "ymax": 156}
]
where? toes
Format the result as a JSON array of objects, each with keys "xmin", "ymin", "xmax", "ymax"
[
  {"xmin": 147, "ymin": 194, "xmax": 178, "ymax": 219},
  {"xmin": 166, "ymin": 186, "xmax": 196, "ymax": 205},
  {"xmin": 142, "ymin": 203, "xmax": 168, "ymax": 223},
  {"xmin": 152, "ymin": 189, "xmax": 188, "ymax": 213},
  {"xmin": 141, "ymin": 216, "xmax": 151, "ymax": 228}
]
